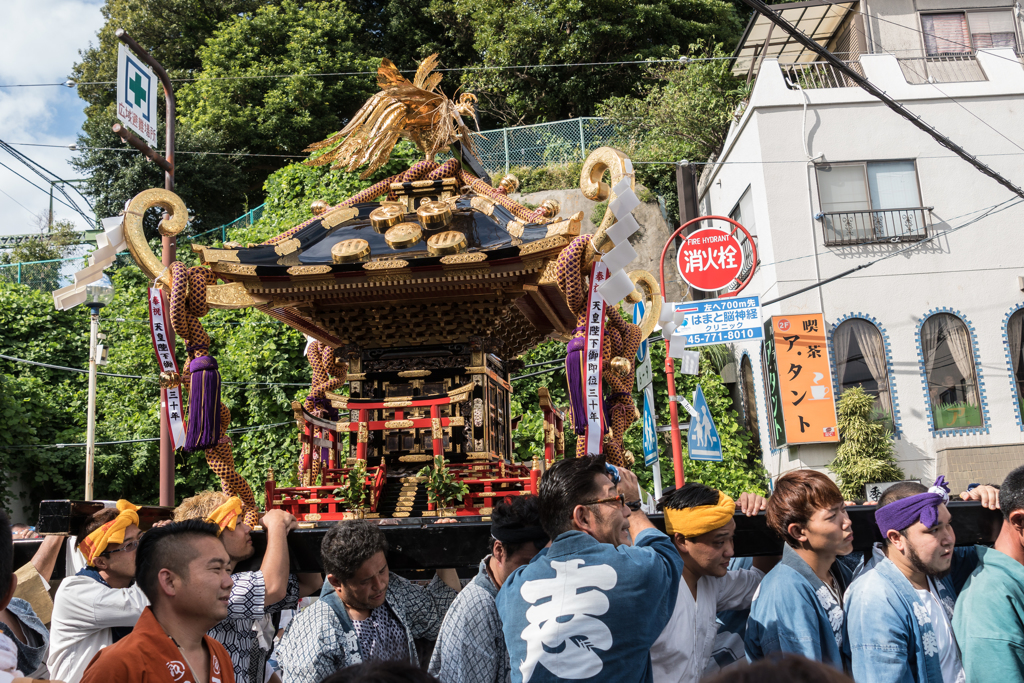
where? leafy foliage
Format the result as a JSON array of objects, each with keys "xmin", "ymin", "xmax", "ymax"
[
  {"xmin": 334, "ymin": 459, "xmax": 369, "ymax": 510},
  {"xmin": 431, "ymin": 0, "xmax": 742, "ymax": 126},
  {"xmin": 417, "ymin": 454, "xmax": 469, "ymax": 507},
  {"xmin": 599, "ymin": 41, "xmax": 751, "ymax": 221},
  {"xmin": 829, "ymin": 387, "xmax": 904, "ymax": 500}
]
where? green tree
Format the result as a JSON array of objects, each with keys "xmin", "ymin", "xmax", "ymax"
[
  {"xmin": 829, "ymin": 386, "xmax": 904, "ymax": 500},
  {"xmin": 431, "ymin": 0, "xmax": 742, "ymax": 126},
  {"xmin": 599, "ymin": 41, "xmax": 751, "ymax": 221},
  {"xmin": 71, "ymin": 0, "xmax": 265, "ymax": 232},
  {"xmin": 177, "ymin": 1, "xmax": 380, "ymax": 191}
]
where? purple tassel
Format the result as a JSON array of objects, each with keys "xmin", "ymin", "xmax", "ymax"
[
  {"xmin": 183, "ymin": 355, "xmax": 221, "ymax": 452},
  {"xmin": 566, "ymin": 335, "xmax": 587, "ymax": 435}
]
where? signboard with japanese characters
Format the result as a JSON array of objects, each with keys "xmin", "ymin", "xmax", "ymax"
[
  {"xmin": 584, "ymin": 262, "xmax": 608, "ymax": 455},
  {"xmin": 148, "ymin": 287, "xmax": 185, "ymax": 449},
  {"xmin": 761, "ymin": 320, "xmax": 786, "ymax": 448},
  {"xmin": 676, "ymin": 227, "xmax": 745, "ymax": 292},
  {"xmin": 670, "ymin": 296, "xmax": 763, "ymax": 347},
  {"xmin": 116, "ymin": 43, "xmax": 158, "ymax": 147},
  {"xmin": 767, "ymin": 314, "xmax": 839, "ymax": 445}
]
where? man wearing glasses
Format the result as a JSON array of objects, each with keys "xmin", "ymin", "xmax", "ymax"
[
  {"xmin": 48, "ymin": 502, "xmax": 151, "ymax": 683},
  {"xmin": 496, "ymin": 454, "xmax": 683, "ymax": 683}
]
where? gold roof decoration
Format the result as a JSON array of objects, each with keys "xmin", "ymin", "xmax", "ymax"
[{"xmin": 304, "ymin": 55, "xmax": 476, "ymax": 178}]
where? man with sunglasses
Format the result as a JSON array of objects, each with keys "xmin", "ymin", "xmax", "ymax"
[
  {"xmin": 48, "ymin": 502, "xmax": 152, "ymax": 683},
  {"xmin": 496, "ymin": 454, "xmax": 683, "ymax": 683}
]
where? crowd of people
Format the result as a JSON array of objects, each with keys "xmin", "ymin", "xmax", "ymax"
[{"xmin": 0, "ymin": 456, "xmax": 1018, "ymax": 683}]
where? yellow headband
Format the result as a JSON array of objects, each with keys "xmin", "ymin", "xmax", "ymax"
[
  {"xmin": 204, "ymin": 496, "xmax": 243, "ymax": 536},
  {"xmin": 80, "ymin": 500, "xmax": 141, "ymax": 565},
  {"xmin": 664, "ymin": 491, "xmax": 736, "ymax": 538}
]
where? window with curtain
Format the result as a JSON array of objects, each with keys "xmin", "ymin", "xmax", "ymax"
[
  {"xmin": 1008, "ymin": 310, "xmax": 1024, "ymax": 417},
  {"xmin": 833, "ymin": 319, "xmax": 895, "ymax": 428},
  {"xmin": 816, "ymin": 161, "xmax": 924, "ymax": 243},
  {"xmin": 922, "ymin": 11, "xmax": 1018, "ymax": 55},
  {"xmin": 920, "ymin": 313, "xmax": 983, "ymax": 430}
]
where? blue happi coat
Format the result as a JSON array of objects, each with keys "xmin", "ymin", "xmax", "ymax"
[
  {"xmin": 844, "ymin": 546, "xmax": 977, "ymax": 683},
  {"xmin": 496, "ymin": 529, "xmax": 683, "ymax": 683},
  {"xmin": 744, "ymin": 544, "xmax": 853, "ymax": 671}
]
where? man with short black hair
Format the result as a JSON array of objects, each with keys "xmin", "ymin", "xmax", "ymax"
[
  {"xmin": 276, "ymin": 520, "xmax": 459, "ymax": 683},
  {"xmin": 650, "ymin": 482, "xmax": 774, "ymax": 683},
  {"xmin": 844, "ymin": 477, "xmax": 999, "ymax": 683},
  {"xmin": 429, "ymin": 495, "xmax": 548, "ymax": 683},
  {"xmin": 48, "ymin": 501, "xmax": 149, "ymax": 683},
  {"xmin": 496, "ymin": 455, "xmax": 683, "ymax": 683},
  {"xmin": 954, "ymin": 465, "xmax": 1024, "ymax": 680},
  {"xmin": 80, "ymin": 519, "xmax": 236, "ymax": 683},
  {"xmin": 175, "ymin": 492, "xmax": 322, "ymax": 683}
]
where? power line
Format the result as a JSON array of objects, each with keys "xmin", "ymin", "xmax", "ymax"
[
  {"xmin": 761, "ymin": 196, "xmax": 1022, "ymax": 306},
  {"xmin": 0, "ymin": 420, "xmax": 296, "ymax": 450},
  {"xmin": 0, "ymin": 56, "xmax": 732, "ymax": 89}
]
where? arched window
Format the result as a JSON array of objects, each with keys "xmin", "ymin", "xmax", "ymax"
[
  {"xmin": 833, "ymin": 318, "xmax": 895, "ymax": 427},
  {"xmin": 740, "ymin": 355, "xmax": 762, "ymax": 454},
  {"xmin": 921, "ymin": 313, "xmax": 983, "ymax": 430},
  {"xmin": 1008, "ymin": 309, "xmax": 1024, "ymax": 417}
]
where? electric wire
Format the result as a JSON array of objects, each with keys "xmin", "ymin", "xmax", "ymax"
[
  {"xmin": 0, "ymin": 420, "xmax": 296, "ymax": 450},
  {"xmin": 0, "ymin": 56, "xmax": 737, "ymax": 89}
]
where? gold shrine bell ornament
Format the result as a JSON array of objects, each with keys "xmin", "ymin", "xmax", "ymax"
[
  {"xmin": 416, "ymin": 200, "xmax": 453, "ymax": 230},
  {"xmin": 385, "ymin": 222, "xmax": 423, "ymax": 249},
  {"xmin": 332, "ymin": 238, "xmax": 371, "ymax": 263},
  {"xmin": 427, "ymin": 230, "xmax": 466, "ymax": 256},
  {"xmin": 370, "ymin": 205, "xmax": 404, "ymax": 232}
]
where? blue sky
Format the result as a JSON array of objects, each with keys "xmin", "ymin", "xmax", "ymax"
[{"xmin": 0, "ymin": 0, "xmax": 105, "ymax": 236}]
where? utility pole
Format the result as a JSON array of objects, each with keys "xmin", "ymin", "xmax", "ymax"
[{"xmin": 114, "ymin": 29, "xmax": 178, "ymax": 507}]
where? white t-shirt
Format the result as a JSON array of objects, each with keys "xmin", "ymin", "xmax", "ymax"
[
  {"xmin": 651, "ymin": 567, "xmax": 764, "ymax": 683},
  {"xmin": 47, "ymin": 574, "xmax": 148, "ymax": 683},
  {"xmin": 915, "ymin": 578, "xmax": 965, "ymax": 683}
]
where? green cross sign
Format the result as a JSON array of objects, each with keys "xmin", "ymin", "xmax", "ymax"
[{"xmin": 128, "ymin": 73, "xmax": 147, "ymax": 108}]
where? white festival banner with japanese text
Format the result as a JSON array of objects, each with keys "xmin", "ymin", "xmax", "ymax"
[
  {"xmin": 148, "ymin": 288, "xmax": 186, "ymax": 449},
  {"xmin": 585, "ymin": 262, "xmax": 608, "ymax": 455}
]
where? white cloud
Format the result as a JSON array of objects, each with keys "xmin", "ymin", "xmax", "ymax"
[{"xmin": 0, "ymin": 0, "xmax": 105, "ymax": 236}]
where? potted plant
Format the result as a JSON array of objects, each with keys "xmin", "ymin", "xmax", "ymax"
[
  {"xmin": 417, "ymin": 454, "xmax": 469, "ymax": 516},
  {"xmin": 334, "ymin": 459, "xmax": 369, "ymax": 518}
]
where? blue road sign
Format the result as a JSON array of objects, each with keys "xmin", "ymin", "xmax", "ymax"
[
  {"xmin": 672, "ymin": 296, "xmax": 763, "ymax": 347},
  {"xmin": 634, "ymin": 301, "xmax": 658, "ymax": 466},
  {"xmin": 687, "ymin": 384, "xmax": 722, "ymax": 461},
  {"xmin": 641, "ymin": 385, "xmax": 658, "ymax": 466}
]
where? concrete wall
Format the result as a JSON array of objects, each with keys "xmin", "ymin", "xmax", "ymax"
[{"xmin": 700, "ymin": 51, "xmax": 1024, "ymax": 487}]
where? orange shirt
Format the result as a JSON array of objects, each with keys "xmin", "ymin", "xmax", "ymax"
[{"xmin": 81, "ymin": 607, "xmax": 235, "ymax": 683}]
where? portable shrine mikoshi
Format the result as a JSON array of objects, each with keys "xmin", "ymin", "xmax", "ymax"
[{"xmin": 114, "ymin": 55, "xmax": 663, "ymax": 524}]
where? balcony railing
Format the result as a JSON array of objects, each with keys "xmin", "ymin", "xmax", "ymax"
[
  {"xmin": 780, "ymin": 61, "xmax": 863, "ymax": 89},
  {"xmin": 820, "ymin": 207, "xmax": 932, "ymax": 246}
]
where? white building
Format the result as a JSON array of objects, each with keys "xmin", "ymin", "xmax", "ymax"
[{"xmin": 702, "ymin": 0, "xmax": 1024, "ymax": 492}]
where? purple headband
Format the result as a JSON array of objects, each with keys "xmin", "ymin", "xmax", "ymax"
[{"xmin": 874, "ymin": 476, "xmax": 951, "ymax": 536}]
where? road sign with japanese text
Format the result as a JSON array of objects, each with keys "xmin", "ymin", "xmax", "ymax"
[
  {"xmin": 670, "ymin": 296, "xmax": 763, "ymax": 347},
  {"xmin": 116, "ymin": 43, "xmax": 158, "ymax": 147},
  {"xmin": 677, "ymin": 227, "xmax": 744, "ymax": 291},
  {"xmin": 767, "ymin": 314, "xmax": 839, "ymax": 445},
  {"xmin": 687, "ymin": 385, "xmax": 722, "ymax": 461}
]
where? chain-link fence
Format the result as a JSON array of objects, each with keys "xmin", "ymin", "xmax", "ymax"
[
  {"xmin": 471, "ymin": 117, "xmax": 616, "ymax": 175},
  {"xmin": 0, "ymin": 252, "xmax": 135, "ymax": 293},
  {"xmin": 186, "ymin": 204, "xmax": 267, "ymax": 244}
]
